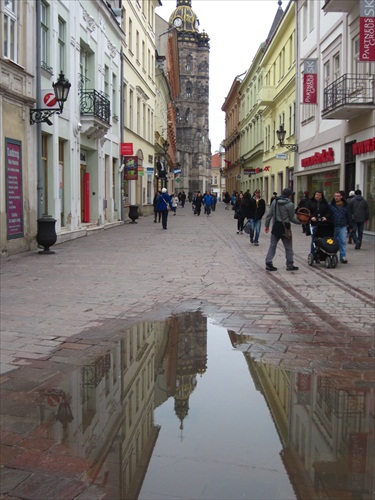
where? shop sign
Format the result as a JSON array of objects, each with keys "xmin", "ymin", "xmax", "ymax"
[
  {"xmin": 244, "ymin": 167, "xmax": 263, "ymax": 175},
  {"xmin": 275, "ymin": 153, "xmax": 287, "ymax": 160},
  {"xmin": 5, "ymin": 139, "xmax": 24, "ymax": 239},
  {"xmin": 123, "ymin": 156, "xmax": 138, "ymax": 180},
  {"xmin": 138, "ymin": 166, "xmax": 144, "ymax": 177},
  {"xmin": 301, "ymin": 148, "xmax": 334, "ymax": 168},
  {"xmin": 360, "ymin": 0, "xmax": 375, "ymax": 61},
  {"xmin": 120, "ymin": 143, "xmax": 133, "ymax": 156},
  {"xmin": 352, "ymin": 137, "xmax": 375, "ymax": 155},
  {"xmin": 303, "ymin": 59, "xmax": 317, "ymax": 104},
  {"xmin": 173, "ymin": 168, "xmax": 182, "ymax": 174}
]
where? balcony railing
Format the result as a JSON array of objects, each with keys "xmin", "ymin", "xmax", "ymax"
[
  {"xmin": 80, "ymin": 89, "xmax": 110, "ymax": 124},
  {"xmin": 322, "ymin": 73, "xmax": 375, "ymax": 120}
]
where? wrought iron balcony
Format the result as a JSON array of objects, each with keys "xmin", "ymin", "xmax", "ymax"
[
  {"xmin": 322, "ymin": 73, "xmax": 375, "ymax": 120},
  {"xmin": 80, "ymin": 89, "xmax": 111, "ymax": 139}
]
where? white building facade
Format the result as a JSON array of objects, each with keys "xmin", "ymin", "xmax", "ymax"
[{"xmin": 295, "ymin": 0, "xmax": 375, "ymax": 233}]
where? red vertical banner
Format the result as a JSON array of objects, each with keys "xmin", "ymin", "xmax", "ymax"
[
  {"xmin": 360, "ymin": 0, "xmax": 375, "ymax": 61},
  {"xmin": 303, "ymin": 59, "xmax": 317, "ymax": 104},
  {"xmin": 83, "ymin": 173, "xmax": 90, "ymax": 222}
]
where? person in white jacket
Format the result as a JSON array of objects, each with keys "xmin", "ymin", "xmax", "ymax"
[{"xmin": 171, "ymin": 194, "xmax": 179, "ymax": 216}]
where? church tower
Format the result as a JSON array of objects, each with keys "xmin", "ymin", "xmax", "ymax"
[{"xmin": 169, "ymin": 0, "xmax": 211, "ymax": 195}]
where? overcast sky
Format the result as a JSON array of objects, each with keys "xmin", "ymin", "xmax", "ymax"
[{"xmin": 156, "ymin": 0, "xmax": 282, "ymax": 153}]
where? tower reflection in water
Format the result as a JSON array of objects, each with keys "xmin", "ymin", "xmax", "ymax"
[{"xmin": 30, "ymin": 314, "xmax": 373, "ymax": 499}]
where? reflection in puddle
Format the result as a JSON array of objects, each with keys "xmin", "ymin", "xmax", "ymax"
[{"xmin": 1, "ymin": 312, "xmax": 373, "ymax": 500}]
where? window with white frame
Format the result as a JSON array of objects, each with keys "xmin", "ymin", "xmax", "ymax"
[
  {"xmin": 324, "ymin": 60, "xmax": 331, "ymax": 88},
  {"xmin": 58, "ymin": 17, "xmax": 66, "ymax": 72},
  {"xmin": 41, "ymin": 0, "xmax": 51, "ymax": 71},
  {"xmin": 3, "ymin": 0, "xmax": 17, "ymax": 62},
  {"xmin": 333, "ymin": 53, "xmax": 340, "ymax": 82}
]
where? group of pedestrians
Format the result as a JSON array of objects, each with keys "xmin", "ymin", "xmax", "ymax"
[
  {"xmin": 229, "ymin": 187, "xmax": 370, "ymax": 272},
  {"xmin": 192, "ymin": 191, "xmax": 216, "ymax": 216},
  {"xmin": 264, "ymin": 188, "xmax": 369, "ymax": 271},
  {"xmin": 232, "ymin": 190, "xmax": 266, "ymax": 244}
]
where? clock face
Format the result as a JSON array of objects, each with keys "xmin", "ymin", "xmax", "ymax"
[{"xmin": 173, "ymin": 17, "xmax": 182, "ymax": 27}]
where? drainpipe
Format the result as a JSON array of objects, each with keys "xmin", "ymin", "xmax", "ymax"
[
  {"xmin": 120, "ymin": 46, "xmax": 125, "ymax": 221},
  {"xmin": 36, "ymin": 0, "xmax": 43, "ymax": 219}
]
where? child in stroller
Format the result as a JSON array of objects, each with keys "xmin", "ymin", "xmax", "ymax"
[{"xmin": 308, "ymin": 219, "xmax": 340, "ymax": 268}]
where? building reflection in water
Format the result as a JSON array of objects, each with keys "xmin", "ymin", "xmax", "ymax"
[
  {"xmin": 232, "ymin": 330, "xmax": 374, "ymax": 500},
  {"xmin": 30, "ymin": 317, "xmax": 373, "ymax": 499},
  {"xmin": 36, "ymin": 312, "xmax": 207, "ymax": 499}
]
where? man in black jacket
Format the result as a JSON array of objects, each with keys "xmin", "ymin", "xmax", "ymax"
[{"xmin": 349, "ymin": 190, "xmax": 370, "ymax": 249}]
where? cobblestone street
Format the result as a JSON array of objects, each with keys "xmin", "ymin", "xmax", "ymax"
[
  {"xmin": 1, "ymin": 202, "xmax": 374, "ymax": 379},
  {"xmin": 1, "ymin": 202, "xmax": 374, "ymax": 499}
]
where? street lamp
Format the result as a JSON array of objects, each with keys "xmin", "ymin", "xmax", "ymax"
[
  {"xmin": 276, "ymin": 124, "xmax": 298, "ymax": 152},
  {"xmin": 30, "ymin": 72, "xmax": 71, "ymax": 125}
]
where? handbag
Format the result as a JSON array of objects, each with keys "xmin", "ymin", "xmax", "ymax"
[
  {"xmin": 233, "ymin": 210, "xmax": 239, "ymax": 219},
  {"xmin": 244, "ymin": 220, "xmax": 251, "ymax": 234},
  {"xmin": 163, "ymin": 197, "xmax": 170, "ymax": 211},
  {"xmin": 271, "ymin": 202, "xmax": 292, "ymax": 239}
]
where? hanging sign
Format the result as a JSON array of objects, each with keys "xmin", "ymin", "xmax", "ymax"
[
  {"xmin": 360, "ymin": 0, "xmax": 375, "ymax": 61},
  {"xmin": 303, "ymin": 59, "xmax": 317, "ymax": 104},
  {"xmin": 123, "ymin": 156, "xmax": 138, "ymax": 180},
  {"xmin": 120, "ymin": 143, "xmax": 133, "ymax": 156}
]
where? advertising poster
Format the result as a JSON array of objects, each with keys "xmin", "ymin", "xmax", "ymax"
[
  {"xmin": 5, "ymin": 139, "xmax": 24, "ymax": 239},
  {"xmin": 124, "ymin": 156, "xmax": 138, "ymax": 181}
]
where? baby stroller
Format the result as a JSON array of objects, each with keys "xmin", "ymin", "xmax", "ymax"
[{"xmin": 308, "ymin": 220, "xmax": 339, "ymax": 268}]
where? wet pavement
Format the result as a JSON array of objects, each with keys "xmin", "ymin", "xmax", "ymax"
[{"xmin": 1, "ymin": 203, "xmax": 374, "ymax": 499}]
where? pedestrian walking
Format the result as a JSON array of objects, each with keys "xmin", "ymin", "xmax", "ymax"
[
  {"xmin": 347, "ymin": 190, "xmax": 355, "ymax": 243},
  {"xmin": 223, "ymin": 191, "xmax": 231, "ymax": 209},
  {"xmin": 181, "ymin": 191, "xmax": 186, "ymax": 208},
  {"xmin": 264, "ymin": 188, "xmax": 301, "ymax": 271},
  {"xmin": 156, "ymin": 187, "xmax": 172, "ymax": 229},
  {"xmin": 153, "ymin": 191, "xmax": 161, "ymax": 223},
  {"xmin": 270, "ymin": 192, "xmax": 278, "ymax": 205},
  {"xmin": 306, "ymin": 190, "xmax": 332, "ymax": 254},
  {"xmin": 329, "ymin": 191, "xmax": 352, "ymax": 263},
  {"xmin": 194, "ymin": 192, "xmax": 203, "ymax": 216},
  {"xmin": 171, "ymin": 193, "xmax": 179, "ymax": 216},
  {"xmin": 297, "ymin": 191, "xmax": 310, "ymax": 233},
  {"xmin": 234, "ymin": 193, "xmax": 246, "ymax": 233},
  {"xmin": 247, "ymin": 189, "xmax": 266, "ymax": 245},
  {"xmin": 203, "ymin": 191, "xmax": 213, "ymax": 216},
  {"xmin": 349, "ymin": 189, "xmax": 369, "ymax": 250}
]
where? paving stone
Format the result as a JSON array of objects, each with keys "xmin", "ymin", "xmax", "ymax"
[{"xmin": 0, "ymin": 467, "xmax": 31, "ymax": 495}]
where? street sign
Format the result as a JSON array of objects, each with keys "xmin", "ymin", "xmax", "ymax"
[{"xmin": 275, "ymin": 153, "xmax": 288, "ymax": 160}]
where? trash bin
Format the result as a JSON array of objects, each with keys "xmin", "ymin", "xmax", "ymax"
[{"xmin": 36, "ymin": 215, "xmax": 57, "ymax": 254}]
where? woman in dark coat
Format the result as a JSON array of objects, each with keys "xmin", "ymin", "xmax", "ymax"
[
  {"xmin": 234, "ymin": 193, "xmax": 246, "ymax": 234},
  {"xmin": 307, "ymin": 189, "xmax": 332, "ymax": 253}
]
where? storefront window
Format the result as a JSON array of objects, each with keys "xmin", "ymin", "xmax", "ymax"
[
  {"xmin": 365, "ymin": 161, "xmax": 375, "ymax": 233},
  {"xmin": 311, "ymin": 169, "xmax": 340, "ymax": 202}
]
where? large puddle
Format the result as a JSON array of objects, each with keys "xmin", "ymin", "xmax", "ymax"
[{"xmin": 1, "ymin": 312, "xmax": 373, "ymax": 499}]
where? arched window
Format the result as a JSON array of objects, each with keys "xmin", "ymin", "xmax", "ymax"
[
  {"xmin": 186, "ymin": 55, "xmax": 192, "ymax": 72},
  {"xmin": 185, "ymin": 108, "xmax": 190, "ymax": 123},
  {"xmin": 186, "ymin": 82, "xmax": 192, "ymax": 98}
]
